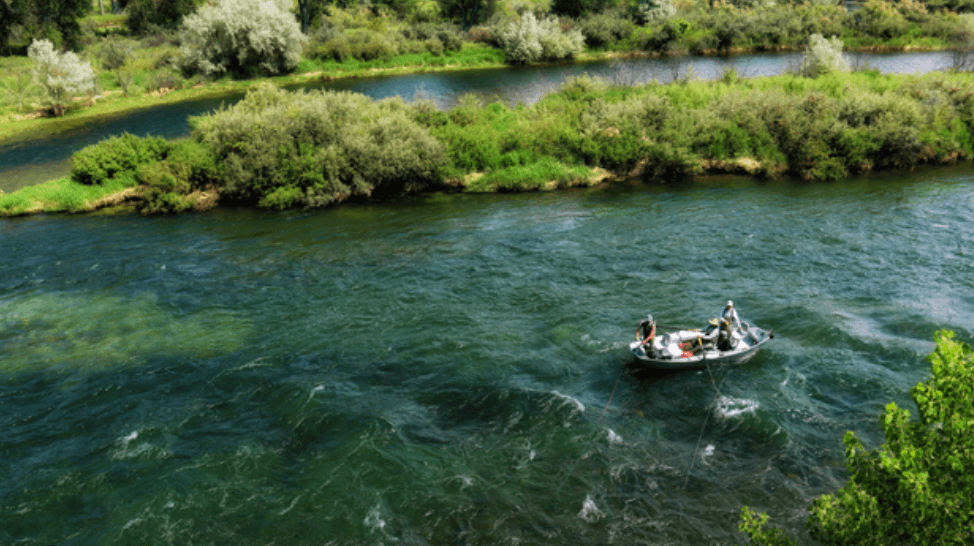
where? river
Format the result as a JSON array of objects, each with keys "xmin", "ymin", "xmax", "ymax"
[
  {"xmin": 2, "ymin": 164, "xmax": 973, "ymax": 544},
  {"xmin": 0, "ymin": 50, "xmax": 955, "ymax": 193}
]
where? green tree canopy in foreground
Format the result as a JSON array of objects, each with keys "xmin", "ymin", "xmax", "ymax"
[{"xmin": 741, "ymin": 330, "xmax": 974, "ymax": 545}]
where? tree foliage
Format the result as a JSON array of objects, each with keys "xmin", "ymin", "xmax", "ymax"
[
  {"xmin": 800, "ymin": 34, "xmax": 850, "ymax": 77},
  {"xmin": 496, "ymin": 12, "xmax": 585, "ymax": 64},
  {"xmin": 190, "ymin": 84, "xmax": 447, "ymax": 209},
  {"xmin": 808, "ymin": 330, "xmax": 974, "ymax": 545},
  {"xmin": 632, "ymin": 0, "xmax": 676, "ymax": 25},
  {"xmin": 28, "ymin": 38, "xmax": 96, "ymax": 116},
  {"xmin": 742, "ymin": 330, "xmax": 974, "ymax": 545},
  {"xmin": 1, "ymin": 0, "xmax": 91, "ymax": 52},
  {"xmin": 121, "ymin": 0, "xmax": 202, "ymax": 34},
  {"xmin": 177, "ymin": 0, "xmax": 306, "ymax": 77}
]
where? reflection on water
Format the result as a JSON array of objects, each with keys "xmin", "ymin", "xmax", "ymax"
[{"xmin": 0, "ymin": 51, "xmax": 954, "ymax": 192}]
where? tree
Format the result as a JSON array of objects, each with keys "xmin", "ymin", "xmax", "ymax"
[
  {"xmin": 295, "ymin": 0, "xmax": 329, "ymax": 33},
  {"xmin": 948, "ymin": 13, "xmax": 974, "ymax": 72},
  {"xmin": 631, "ymin": 0, "xmax": 676, "ymax": 25},
  {"xmin": 741, "ymin": 330, "xmax": 974, "ymax": 545},
  {"xmin": 441, "ymin": 0, "xmax": 494, "ymax": 30},
  {"xmin": 0, "ymin": 0, "xmax": 15, "ymax": 54},
  {"xmin": 497, "ymin": 12, "xmax": 585, "ymax": 64},
  {"xmin": 550, "ymin": 0, "xmax": 615, "ymax": 19},
  {"xmin": 800, "ymin": 34, "xmax": 850, "ymax": 78},
  {"xmin": 120, "ymin": 0, "xmax": 201, "ymax": 34},
  {"xmin": 178, "ymin": 0, "xmax": 306, "ymax": 77},
  {"xmin": 4, "ymin": 0, "xmax": 91, "ymax": 51},
  {"xmin": 28, "ymin": 38, "xmax": 95, "ymax": 116},
  {"xmin": 99, "ymin": 38, "xmax": 135, "ymax": 95}
]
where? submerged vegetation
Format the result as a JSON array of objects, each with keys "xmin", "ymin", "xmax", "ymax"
[
  {"xmin": 741, "ymin": 330, "xmax": 974, "ymax": 545},
  {"xmin": 3, "ymin": 69, "xmax": 973, "ymax": 215}
]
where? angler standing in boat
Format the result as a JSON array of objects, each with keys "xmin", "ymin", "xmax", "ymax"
[
  {"xmin": 637, "ymin": 315, "xmax": 656, "ymax": 344},
  {"xmin": 720, "ymin": 300, "xmax": 741, "ymax": 331}
]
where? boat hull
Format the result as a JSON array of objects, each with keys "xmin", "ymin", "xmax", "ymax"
[{"xmin": 629, "ymin": 324, "xmax": 773, "ymax": 370}]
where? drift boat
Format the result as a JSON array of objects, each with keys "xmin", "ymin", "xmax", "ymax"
[{"xmin": 629, "ymin": 318, "xmax": 773, "ymax": 370}]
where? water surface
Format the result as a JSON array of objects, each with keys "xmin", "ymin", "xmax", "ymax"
[{"xmin": 2, "ymin": 166, "xmax": 972, "ymax": 544}]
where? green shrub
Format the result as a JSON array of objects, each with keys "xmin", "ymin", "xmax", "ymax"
[
  {"xmin": 310, "ymin": 37, "xmax": 353, "ymax": 62},
  {"xmin": 426, "ymin": 37, "xmax": 445, "ymax": 56},
  {"xmin": 71, "ymin": 134, "xmax": 170, "ymax": 185},
  {"xmin": 631, "ymin": 0, "xmax": 676, "ymax": 26},
  {"xmin": 577, "ymin": 11, "xmax": 634, "ymax": 49},
  {"xmin": 192, "ymin": 84, "xmax": 446, "ymax": 208},
  {"xmin": 349, "ymin": 32, "xmax": 398, "ymax": 60},
  {"xmin": 135, "ymin": 162, "xmax": 191, "ymax": 193},
  {"xmin": 559, "ymin": 73, "xmax": 610, "ymax": 102},
  {"xmin": 306, "ymin": 28, "xmax": 405, "ymax": 62},
  {"xmin": 436, "ymin": 123, "xmax": 504, "ymax": 173},
  {"xmin": 436, "ymin": 24, "xmax": 465, "ymax": 51},
  {"xmin": 853, "ymin": 0, "xmax": 910, "ymax": 40},
  {"xmin": 178, "ymin": 0, "xmax": 306, "ymax": 77},
  {"xmin": 138, "ymin": 190, "xmax": 196, "ymax": 215},
  {"xmin": 741, "ymin": 330, "xmax": 974, "ymax": 546},
  {"xmin": 801, "ymin": 34, "xmax": 850, "ymax": 78},
  {"xmin": 164, "ymin": 139, "xmax": 221, "ymax": 187},
  {"xmin": 497, "ymin": 13, "xmax": 585, "ymax": 64}
]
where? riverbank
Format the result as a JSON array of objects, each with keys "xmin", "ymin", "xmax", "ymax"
[
  {"xmin": 3, "ymin": 69, "xmax": 972, "ymax": 218},
  {"xmin": 0, "ymin": 45, "xmax": 509, "ymax": 143},
  {"xmin": 0, "ymin": 41, "xmax": 954, "ymax": 145}
]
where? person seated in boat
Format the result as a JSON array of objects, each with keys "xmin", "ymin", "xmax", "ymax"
[
  {"xmin": 717, "ymin": 318, "xmax": 734, "ymax": 351},
  {"xmin": 697, "ymin": 318, "xmax": 720, "ymax": 350},
  {"xmin": 721, "ymin": 300, "xmax": 742, "ymax": 332},
  {"xmin": 637, "ymin": 315, "xmax": 656, "ymax": 345}
]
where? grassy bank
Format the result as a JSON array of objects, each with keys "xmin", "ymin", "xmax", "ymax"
[
  {"xmin": 3, "ymin": 69, "xmax": 972, "ymax": 217},
  {"xmin": 4, "ymin": 0, "xmax": 973, "ymax": 142},
  {"xmin": 0, "ymin": 44, "xmax": 507, "ymax": 143}
]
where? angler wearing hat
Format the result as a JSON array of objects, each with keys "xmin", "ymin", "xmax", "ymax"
[
  {"xmin": 637, "ymin": 314, "xmax": 656, "ymax": 344},
  {"xmin": 698, "ymin": 317, "xmax": 720, "ymax": 349},
  {"xmin": 720, "ymin": 300, "xmax": 741, "ymax": 332}
]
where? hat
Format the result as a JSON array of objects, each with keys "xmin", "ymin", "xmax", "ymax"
[
  {"xmin": 709, "ymin": 318, "xmax": 719, "ymax": 326},
  {"xmin": 646, "ymin": 314, "xmax": 654, "ymax": 321},
  {"xmin": 726, "ymin": 300, "xmax": 734, "ymax": 307}
]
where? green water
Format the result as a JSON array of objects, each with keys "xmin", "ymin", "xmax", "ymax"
[{"xmin": 2, "ymin": 168, "xmax": 973, "ymax": 544}]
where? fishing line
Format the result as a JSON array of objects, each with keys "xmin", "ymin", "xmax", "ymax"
[
  {"xmin": 555, "ymin": 369, "xmax": 623, "ymax": 492},
  {"xmin": 683, "ymin": 357, "xmax": 732, "ymax": 489}
]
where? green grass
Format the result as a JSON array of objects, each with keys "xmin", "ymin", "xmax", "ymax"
[
  {"xmin": 297, "ymin": 44, "xmax": 506, "ymax": 73},
  {"xmin": 0, "ymin": 176, "xmax": 137, "ymax": 216},
  {"xmin": 465, "ymin": 158, "xmax": 597, "ymax": 192}
]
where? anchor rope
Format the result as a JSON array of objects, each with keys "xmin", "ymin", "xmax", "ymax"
[
  {"xmin": 683, "ymin": 356, "xmax": 732, "ymax": 489},
  {"xmin": 556, "ymin": 369, "xmax": 623, "ymax": 492}
]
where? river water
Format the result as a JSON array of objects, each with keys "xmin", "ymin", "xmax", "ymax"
[
  {"xmin": 0, "ymin": 51, "xmax": 954, "ymax": 192},
  {"xmin": 2, "ymin": 165, "xmax": 973, "ymax": 544}
]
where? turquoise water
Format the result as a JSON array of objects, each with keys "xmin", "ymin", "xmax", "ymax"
[{"xmin": 2, "ymin": 167, "xmax": 973, "ymax": 544}]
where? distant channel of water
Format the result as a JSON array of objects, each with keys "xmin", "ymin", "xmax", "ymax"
[{"xmin": 0, "ymin": 51, "xmax": 953, "ymax": 193}]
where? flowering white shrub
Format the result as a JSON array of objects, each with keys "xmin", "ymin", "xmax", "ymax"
[
  {"xmin": 800, "ymin": 34, "xmax": 850, "ymax": 78},
  {"xmin": 498, "ymin": 12, "xmax": 584, "ymax": 64},
  {"xmin": 961, "ymin": 13, "xmax": 974, "ymax": 35},
  {"xmin": 28, "ymin": 39, "xmax": 96, "ymax": 116},
  {"xmin": 636, "ymin": 0, "xmax": 677, "ymax": 25},
  {"xmin": 178, "ymin": 0, "xmax": 306, "ymax": 77}
]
